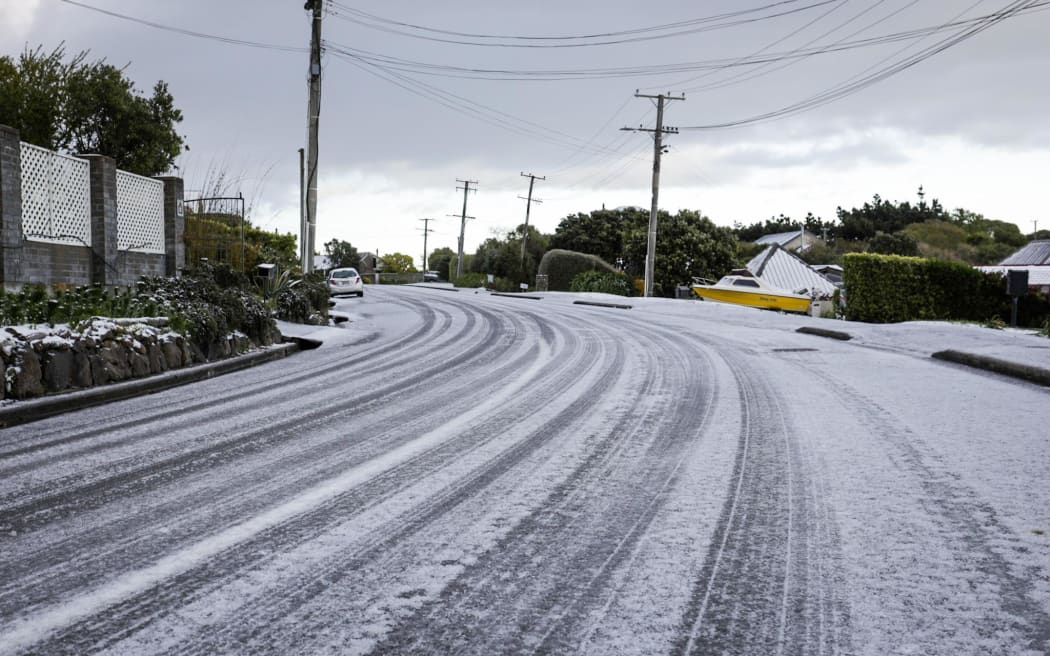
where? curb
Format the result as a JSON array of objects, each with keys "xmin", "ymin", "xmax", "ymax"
[
  {"xmin": 0, "ymin": 343, "xmax": 299, "ymax": 429},
  {"xmin": 573, "ymin": 300, "xmax": 632, "ymax": 310},
  {"xmin": 931, "ymin": 350, "xmax": 1050, "ymax": 388},
  {"xmin": 491, "ymin": 293, "xmax": 543, "ymax": 300},
  {"xmin": 405, "ymin": 284, "xmax": 460, "ymax": 293},
  {"xmin": 796, "ymin": 326, "xmax": 852, "ymax": 341}
]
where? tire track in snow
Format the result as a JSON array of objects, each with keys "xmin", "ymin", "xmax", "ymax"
[
  {"xmin": 142, "ymin": 309, "xmax": 622, "ymax": 655},
  {"xmin": 673, "ymin": 350, "xmax": 850, "ymax": 656},
  {"xmin": 369, "ymin": 311, "xmax": 718, "ymax": 655},
  {"xmin": 0, "ymin": 299, "xmax": 502, "ymax": 536},
  {"xmin": 0, "ymin": 297, "xmax": 448, "ymax": 464},
  {"xmin": 0, "ymin": 301, "xmax": 560, "ymax": 656},
  {"xmin": 0, "ymin": 296, "xmax": 527, "ymax": 619},
  {"xmin": 793, "ymin": 359, "xmax": 1050, "ymax": 655}
]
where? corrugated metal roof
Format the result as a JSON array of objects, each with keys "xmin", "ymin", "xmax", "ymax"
[
  {"xmin": 976, "ymin": 265, "xmax": 1050, "ymax": 287},
  {"xmin": 745, "ymin": 245, "xmax": 838, "ymax": 296},
  {"xmin": 998, "ymin": 240, "xmax": 1050, "ymax": 265},
  {"xmin": 753, "ymin": 229, "xmax": 821, "ymax": 247}
]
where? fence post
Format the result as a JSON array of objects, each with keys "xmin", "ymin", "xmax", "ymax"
[
  {"xmin": 156, "ymin": 176, "xmax": 185, "ymax": 276},
  {"xmin": 80, "ymin": 154, "xmax": 118, "ymax": 286},
  {"xmin": 0, "ymin": 125, "xmax": 25, "ymax": 288}
]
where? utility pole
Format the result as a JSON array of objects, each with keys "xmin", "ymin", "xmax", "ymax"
[
  {"xmin": 519, "ymin": 172, "xmax": 544, "ymax": 283},
  {"xmin": 622, "ymin": 91, "xmax": 685, "ymax": 297},
  {"xmin": 453, "ymin": 179, "xmax": 478, "ymax": 278},
  {"xmin": 418, "ymin": 218, "xmax": 435, "ymax": 273},
  {"xmin": 303, "ymin": 0, "xmax": 323, "ymax": 273},
  {"xmin": 298, "ymin": 147, "xmax": 306, "ymax": 269}
]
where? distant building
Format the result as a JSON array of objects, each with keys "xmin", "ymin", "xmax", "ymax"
[
  {"xmin": 357, "ymin": 252, "xmax": 380, "ymax": 275},
  {"xmin": 975, "ymin": 239, "xmax": 1050, "ymax": 294},
  {"xmin": 313, "ymin": 255, "xmax": 333, "ymax": 273},
  {"xmin": 754, "ymin": 229, "xmax": 825, "ymax": 253}
]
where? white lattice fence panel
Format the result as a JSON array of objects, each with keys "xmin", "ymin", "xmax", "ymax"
[
  {"xmin": 19, "ymin": 143, "xmax": 91, "ymax": 245},
  {"xmin": 116, "ymin": 170, "xmax": 165, "ymax": 253}
]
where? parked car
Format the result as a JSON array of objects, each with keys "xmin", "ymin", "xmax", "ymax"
[
  {"xmin": 423, "ymin": 270, "xmax": 440, "ymax": 282},
  {"xmin": 327, "ymin": 267, "xmax": 364, "ymax": 297}
]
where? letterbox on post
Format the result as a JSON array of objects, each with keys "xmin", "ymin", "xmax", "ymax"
[{"xmin": 1007, "ymin": 269, "xmax": 1028, "ymax": 327}]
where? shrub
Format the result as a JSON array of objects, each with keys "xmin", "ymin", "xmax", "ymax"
[
  {"xmin": 451, "ymin": 272, "xmax": 487, "ymax": 288},
  {"xmin": 537, "ymin": 249, "xmax": 618, "ymax": 292},
  {"xmin": 842, "ymin": 253, "xmax": 1017, "ymax": 324},
  {"xmin": 569, "ymin": 270, "xmax": 634, "ymax": 296}
]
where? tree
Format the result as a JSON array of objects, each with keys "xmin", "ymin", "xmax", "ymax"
[
  {"xmin": 732, "ymin": 212, "xmax": 834, "ymax": 243},
  {"xmin": 868, "ymin": 231, "xmax": 920, "ymax": 257},
  {"xmin": 427, "ymin": 246, "xmax": 455, "ymax": 279},
  {"xmin": 471, "ymin": 224, "xmax": 551, "ymax": 282},
  {"xmin": 623, "ymin": 210, "xmax": 737, "ymax": 297},
  {"xmin": 324, "ymin": 239, "xmax": 361, "ymax": 269},
  {"xmin": 836, "ymin": 190, "xmax": 947, "ymax": 241},
  {"xmin": 549, "ymin": 207, "xmax": 646, "ymax": 264},
  {"xmin": 0, "ymin": 45, "xmax": 185, "ymax": 176},
  {"xmin": 382, "ymin": 252, "xmax": 416, "ymax": 273}
]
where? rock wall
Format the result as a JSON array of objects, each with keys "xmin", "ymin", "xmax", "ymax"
[{"xmin": 1, "ymin": 318, "xmax": 266, "ymax": 401}]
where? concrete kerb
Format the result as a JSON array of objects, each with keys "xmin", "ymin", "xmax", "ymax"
[
  {"xmin": 0, "ymin": 342, "xmax": 299, "ymax": 429},
  {"xmin": 931, "ymin": 350, "xmax": 1050, "ymax": 388},
  {"xmin": 404, "ymin": 284, "xmax": 460, "ymax": 293},
  {"xmin": 796, "ymin": 326, "xmax": 853, "ymax": 341},
  {"xmin": 491, "ymin": 293, "xmax": 543, "ymax": 300},
  {"xmin": 573, "ymin": 300, "xmax": 632, "ymax": 310}
]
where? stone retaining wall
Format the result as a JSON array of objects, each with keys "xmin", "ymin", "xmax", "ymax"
[{"xmin": 1, "ymin": 318, "xmax": 269, "ymax": 401}]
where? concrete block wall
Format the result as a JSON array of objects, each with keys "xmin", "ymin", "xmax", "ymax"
[
  {"xmin": 0, "ymin": 125, "xmax": 25, "ymax": 288},
  {"xmin": 0, "ymin": 124, "xmax": 183, "ymax": 290},
  {"xmin": 22, "ymin": 242, "xmax": 92, "ymax": 286}
]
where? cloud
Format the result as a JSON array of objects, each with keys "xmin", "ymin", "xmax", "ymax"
[{"xmin": 0, "ymin": 0, "xmax": 42, "ymax": 42}]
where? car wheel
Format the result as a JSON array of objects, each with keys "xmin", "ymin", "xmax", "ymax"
[{"xmin": 357, "ymin": 291, "xmax": 364, "ymax": 297}]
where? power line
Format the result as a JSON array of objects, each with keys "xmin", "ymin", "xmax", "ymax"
[
  {"xmin": 55, "ymin": 0, "xmax": 305, "ymax": 51},
  {"xmin": 325, "ymin": 0, "xmax": 841, "ymax": 49},
  {"xmin": 679, "ymin": 0, "xmax": 1040, "ymax": 130},
  {"xmin": 321, "ymin": 3, "xmax": 1049, "ymax": 82}
]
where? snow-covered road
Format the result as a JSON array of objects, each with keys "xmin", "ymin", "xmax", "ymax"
[{"xmin": 2, "ymin": 285, "xmax": 1048, "ymax": 655}]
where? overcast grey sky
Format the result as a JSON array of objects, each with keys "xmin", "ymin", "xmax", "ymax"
[{"xmin": 4, "ymin": 0, "xmax": 1050, "ymax": 264}]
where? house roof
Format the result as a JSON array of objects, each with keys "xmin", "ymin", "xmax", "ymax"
[
  {"xmin": 976, "ymin": 265, "xmax": 1050, "ymax": 287},
  {"xmin": 998, "ymin": 240, "xmax": 1050, "ymax": 266},
  {"xmin": 754, "ymin": 229, "xmax": 821, "ymax": 247},
  {"xmin": 745, "ymin": 244, "xmax": 839, "ymax": 296}
]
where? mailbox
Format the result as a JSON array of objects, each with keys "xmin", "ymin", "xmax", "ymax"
[
  {"xmin": 1007, "ymin": 270, "xmax": 1029, "ymax": 296},
  {"xmin": 256, "ymin": 263, "xmax": 278, "ymax": 282}
]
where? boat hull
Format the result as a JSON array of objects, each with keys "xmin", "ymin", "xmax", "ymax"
[{"xmin": 691, "ymin": 286, "xmax": 812, "ymax": 313}]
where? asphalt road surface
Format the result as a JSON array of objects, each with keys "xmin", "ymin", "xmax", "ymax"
[{"xmin": 2, "ymin": 286, "xmax": 1048, "ymax": 655}]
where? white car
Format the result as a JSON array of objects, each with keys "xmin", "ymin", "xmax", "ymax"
[{"xmin": 327, "ymin": 267, "xmax": 364, "ymax": 297}]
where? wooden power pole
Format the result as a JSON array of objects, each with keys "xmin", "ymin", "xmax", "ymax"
[
  {"xmin": 419, "ymin": 218, "xmax": 435, "ymax": 273},
  {"xmin": 518, "ymin": 172, "xmax": 544, "ymax": 283},
  {"xmin": 622, "ymin": 92, "xmax": 684, "ymax": 297},
  {"xmin": 303, "ymin": 0, "xmax": 323, "ymax": 273},
  {"xmin": 452, "ymin": 179, "xmax": 477, "ymax": 278}
]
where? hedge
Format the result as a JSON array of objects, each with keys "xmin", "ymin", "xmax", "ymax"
[
  {"xmin": 843, "ymin": 253, "xmax": 1012, "ymax": 324},
  {"xmin": 537, "ymin": 249, "xmax": 618, "ymax": 292},
  {"xmin": 569, "ymin": 270, "xmax": 634, "ymax": 296}
]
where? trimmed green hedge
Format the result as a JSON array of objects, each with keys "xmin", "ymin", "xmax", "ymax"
[
  {"xmin": 842, "ymin": 253, "xmax": 1004, "ymax": 323},
  {"xmin": 537, "ymin": 249, "xmax": 618, "ymax": 292},
  {"xmin": 569, "ymin": 270, "xmax": 634, "ymax": 296}
]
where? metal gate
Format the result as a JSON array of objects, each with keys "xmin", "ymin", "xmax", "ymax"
[{"xmin": 182, "ymin": 195, "xmax": 246, "ymax": 271}]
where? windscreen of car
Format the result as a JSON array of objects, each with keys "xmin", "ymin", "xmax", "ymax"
[{"xmin": 331, "ymin": 269, "xmax": 358, "ymax": 279}]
